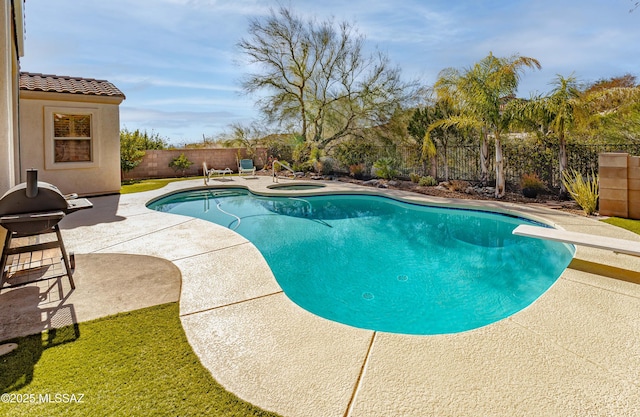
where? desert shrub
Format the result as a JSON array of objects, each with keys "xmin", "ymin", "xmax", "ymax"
[
  {"xmin": 349, "ymin": 163, "xmax": 366, "ymax": 178},
  {"xmin": 266, "ymin": 143, "xmax": 294, "ymax": 162},
  {"xmin": 373, "ymin": 158, "xmax": 398, "ymax": 180},
  {"xmin": 319, "ymin": 157, "xmax": 333, "ymax": 175},
  {"xmin": 418, "ymin": 176, "xmax": 437, "ymax": 186},
  {"xmin": 520, "ymin": 173, "xmax": 546, "ymax": 191},
  {"xmin": 562, "ymin": 169, "xmax": 599, "ymax": 215},
  {"xmin": 448, "ymin": 179, "xmax": 470, "ymax": 192}
]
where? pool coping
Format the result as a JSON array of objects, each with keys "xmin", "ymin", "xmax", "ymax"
[{"xmin": 59, "ymin": 176, "xmax": 640, "ymax": 417}]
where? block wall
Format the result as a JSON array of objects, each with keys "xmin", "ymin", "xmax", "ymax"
[
  {"xmin": 122, "ymin": 148, "xmax": 268, "ymax": 180},
  {"xmin": 629, "ymin": 155, "xmax": 640, "ymax": 219},
  {"xmin": 599, "ymin": 153, "xmax": 640, "ymax": 219}
]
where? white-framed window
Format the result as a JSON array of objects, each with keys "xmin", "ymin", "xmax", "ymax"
[{"xmin": 44, "ymin": 107, "xmax": 100, "ymax": 169}]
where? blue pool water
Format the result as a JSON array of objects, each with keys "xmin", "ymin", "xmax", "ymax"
[{"xmin": 148, "ymin": 189, "xmax": 574, "ymax": 335}]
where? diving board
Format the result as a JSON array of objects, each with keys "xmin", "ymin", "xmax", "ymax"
[{"xmin": 512, "ymin": 224, "xmax": 640, "ymax": 258}]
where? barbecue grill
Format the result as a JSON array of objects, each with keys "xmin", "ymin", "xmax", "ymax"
[{"xmin": 0, "ymin": 169, "xmax": 92, "ymax": 290}]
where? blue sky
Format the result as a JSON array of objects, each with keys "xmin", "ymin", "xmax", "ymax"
[{"xmin": 20, "ymin": 0, "xmax": 640, "ymax": 146}]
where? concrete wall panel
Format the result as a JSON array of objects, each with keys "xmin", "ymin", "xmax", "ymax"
[{"xmin": 599, "ymin": 153, "xmax": 640, "ymax": 219}]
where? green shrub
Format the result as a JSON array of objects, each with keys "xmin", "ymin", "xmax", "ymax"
[
  {"xmin": 120, "ymin": 131, "xmax": 146, "ymax": 174},
  {"xmin": 409, "ymin": 173, "xmax": 420, "ymax": 183},
  {"xmin": 273, "ymin": 160, "xmax": 289, "ymax": 172},
  {"xmin": 290, "ymin": 141, "xmax": 315, "ymax": 171},
  {"xmin": 121, "ymin": 147, "xmax": 145, "ymax": 174},
  {"xmin": 562, "ymin": 169, "xmax": 599, "ymax": 215},
  {"xmin": 373, "ymin": 157, "xmax": 398, "ymax": 180},
  {"xmin": 308, "ymin": 146, "xmax": 324, "ymax": 173},
  {"xmin": 418, "ymin": 176, "xmax": 437, "ymax": 186},
  {"xmin": 120, "ymin": 128, "xmax": 169, "ymax": 175},
  {"xmin": 292, "ymin": 161, "xmax": 313, "ymax": 172},
  {"xmin": 333, "ymin": 139, "xmax": 376, "ymax": 168},
  {"xmin": 169, "ymin": 153, "xmax": 194, "ymax": 176}
]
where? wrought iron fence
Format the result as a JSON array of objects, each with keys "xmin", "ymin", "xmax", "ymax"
[{"xmin": 365, "ymin": 143, "xmax": 640, "ymax": 189}]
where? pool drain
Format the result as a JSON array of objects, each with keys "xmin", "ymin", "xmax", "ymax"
[
  {"xmin": 397, "ymin": 275, "xmax": 408, "ymax": 282},
  {"xmin": 362, "ymin": 292, "xmax": 374, "ymax": 300}
]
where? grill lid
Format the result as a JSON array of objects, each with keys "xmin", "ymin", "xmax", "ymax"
[
  {"xmin": 0, "ymin": 169, "xmax": 92, "ymax": 236},
  {"xmin": 0, "ymin": 169, "xmax": 68, "ymax": 216}
]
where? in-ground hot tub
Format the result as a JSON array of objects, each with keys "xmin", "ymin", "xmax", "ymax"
[{"xmin": 267, "ymin": 183, "xmax": 327, "ymax": 190}]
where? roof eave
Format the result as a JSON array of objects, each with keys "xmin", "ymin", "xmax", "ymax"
[{"xmin": 19, "ymin": 89, "xmax": 125, "ymax": 105}]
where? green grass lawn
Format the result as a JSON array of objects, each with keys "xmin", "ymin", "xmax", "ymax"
[
  {"xmin": 120, "ymin": 176, "xmax": 203, "ymax": 194},
  {"xmin": 601, "ymin": 217, "xmax": 640, "ymax": 235},
  {"xmin": 0, "ymin": 303, "xmax": 281, "ymax": 417}
]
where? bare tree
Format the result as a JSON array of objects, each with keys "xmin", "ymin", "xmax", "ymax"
[
  {"xmin": 237, "ymin": 7, "xmax": 416, "ymax": 149},
  {"xmin": 217, "ymin": 122, "xmax": 267, "ymax": 161}
]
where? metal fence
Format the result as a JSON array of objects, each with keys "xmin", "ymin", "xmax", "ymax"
[{"xmin": 367, "ymin": 143, "xmax": 640, "ymax": 189}]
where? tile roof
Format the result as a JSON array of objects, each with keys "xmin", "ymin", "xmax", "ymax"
[{"xmin": 19, "ymin": 72, "xmax": 126, "ymax": 98}]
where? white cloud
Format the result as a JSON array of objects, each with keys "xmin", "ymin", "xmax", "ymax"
[
  {"xmin": 120, "ymin": 106, "xmax": 255, "ymax": 143},
  {"xmin": 110, "ymin": 75, "xmax": 242, "ymax": 93},
  {"xmin": 20, "ymin": 0, "xmax": 640, "ymax": 143}
]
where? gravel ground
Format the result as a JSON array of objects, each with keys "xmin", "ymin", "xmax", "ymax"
[
  {"xmin": 334, "ymin": 176, "xmax": 588, "ymax": 216},
  {"xmin": 260, "ymin": 170, "xmax": 589, "ymax": 216}
]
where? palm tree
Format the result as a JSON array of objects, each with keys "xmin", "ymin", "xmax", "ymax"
[
  {"xmin": 521, "ymin": 74, "xmax": 640, "ymax": 197},
  {"xmin": 409, "ymin": 96, "xmax": 460, "ymax": 180},
  {"xmin": 430, "ymin": 67, "xmax": 491, "ymax": 184},
  {"xmin": 580, "ymin": 76, "xmax": 640, "ymax": 143},
  {"xmin": 541, "ymin": 74, "xmax": 581, "ymax": 197},
  {"xmin": 432, "ymin": 52, "xmax": 541, "ymax": 197}
]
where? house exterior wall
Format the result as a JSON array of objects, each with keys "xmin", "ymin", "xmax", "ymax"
[
  {"xmin": 123, "ymin": 148, "xmax": 267, "ymax": 180},
  {"xmin": 19, "ymin": 91, "xmax": 123, "ymax": 196},
  {"xmin": 0, "ymin": 0, "xmax": 23, "ymax": 195}
]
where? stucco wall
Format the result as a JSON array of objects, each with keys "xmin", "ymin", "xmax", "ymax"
[
  {"xmin": 123, "ymin": 148, "xmax": 268, "ymax": 180},
  {"xmin": 19, "ymin": 91, "xmax": 123, "ymax": 196},
  {"xmin": 0, "ymin": 1, "xmax": 21, "ymax": 195},
  {"xmin": 599, "ymin": 152, "xmax": 640, "ymax": 219}
]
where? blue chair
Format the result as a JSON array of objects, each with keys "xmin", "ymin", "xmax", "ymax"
[{"xmin": 238, "ymin": 159, "xmax": 256, "ymax": 177}]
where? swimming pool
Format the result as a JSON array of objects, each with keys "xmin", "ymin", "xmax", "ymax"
[{"xmin": 148, "ymin": 188, "xmax": 574, "ymax": 335}]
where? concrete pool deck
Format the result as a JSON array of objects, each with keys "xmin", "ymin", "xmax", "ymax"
[{"xmin": 5, "ymin": 176, "xmax": 640, "ymax": 416}]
